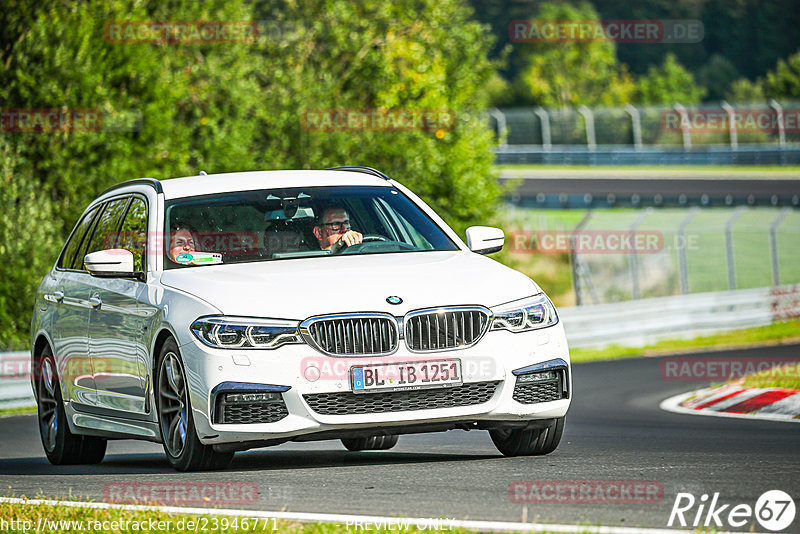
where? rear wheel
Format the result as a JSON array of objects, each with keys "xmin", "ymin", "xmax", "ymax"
[
  {"xmin": 156, "ymin": 338, "xmax": 233, "ymax": 471},
  {"xmin": 341, "ymin": 435, "xmax": 399, "ymax": 451},
  {"xmin": 490, "ymin": 417, "xmax": 565, "ymax": 456},
  {"xmin": 36, "ymin": 346, "xmax": 106, "ymax": 465}
]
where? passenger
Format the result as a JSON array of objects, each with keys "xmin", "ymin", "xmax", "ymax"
[{"xmin": 168, "ymin": 227, "xmax": 197, "ymax": 262}]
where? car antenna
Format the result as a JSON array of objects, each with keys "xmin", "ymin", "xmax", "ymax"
[{"xmin": 199, "ymin": 170, "xmax": 208, "ymax": 176}]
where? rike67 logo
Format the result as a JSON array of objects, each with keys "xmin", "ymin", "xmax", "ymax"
[{"xmin": 668, "ymin": 490, "xmax": 795, "ymax": 531}]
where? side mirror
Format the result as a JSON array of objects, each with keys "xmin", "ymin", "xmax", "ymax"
[
  {"xmin": 84, "ymin": 249, "xmax": 141, "ymax": 279},
  {"xmin": 466, "ymin": 226, "xmax": 504, "ymax": 255}
]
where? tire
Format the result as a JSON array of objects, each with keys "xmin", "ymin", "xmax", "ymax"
[
  {"xmin": 341, "ymin": 434, "xmax": 399, "ymax": 451},
  {"xmin": 490, "ymin": 417, "xmax": 565, "ymax": 457},
  {"xmin": 155, "ymin": 338, "xmax": 234, "ymax": 471},
  {"xmin": 36, "ymin": 346, "xmax": 106, "ymax": 465}
]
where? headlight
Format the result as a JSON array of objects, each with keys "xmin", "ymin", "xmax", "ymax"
[
  {"xmin": 490, "ymin": 293, "xmax": 558, "ymax": 333},
  {"xmin": 191, "ymin": 316, "xmax": 304, "ymax": 349}
]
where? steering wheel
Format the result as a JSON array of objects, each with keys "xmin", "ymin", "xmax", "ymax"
[
  {"xmin": 330, "ymin": 234, "xmax": 389, "ymax": 254},
  {"xmin": 361, "ymin": 234, "xmax": 390, "ymax": 243}
]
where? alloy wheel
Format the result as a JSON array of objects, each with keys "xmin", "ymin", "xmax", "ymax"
[
  {"xmin": 37, "ymin": 357, "xmax": 58, "ymax": 452},
  {"xmin": 158, "ymin": 351, "xmax": 188, "ymax": 457}
]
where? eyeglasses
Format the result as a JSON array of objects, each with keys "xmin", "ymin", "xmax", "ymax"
[
  {"xmin": 320, "ymin": 220, "xmax": 351, "ymax": 232},
  {"xmin": 172, "ymin": 238, "xmax": 195, "ymax": 248}
]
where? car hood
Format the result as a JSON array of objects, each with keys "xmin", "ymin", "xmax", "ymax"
[{"xmin": 160, "ymin": 251, "xmax": 540, "ymax": 320}]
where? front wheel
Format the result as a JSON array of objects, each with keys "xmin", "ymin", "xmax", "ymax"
[
  {"xmin": 36, "ymin": 346, "xmax": 106, "ymax": 465},
  {"xmin": 156, "ymin": 338, "xmax": 233, "ymax": 471},
  {"xmin": 490, "ymin": 417, "xmax": 565, "ymax": 456}
]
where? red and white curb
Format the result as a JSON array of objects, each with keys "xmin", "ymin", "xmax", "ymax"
[{"xmin": 661, "ymin": 383, "xmax": 800, "ymax": 423}]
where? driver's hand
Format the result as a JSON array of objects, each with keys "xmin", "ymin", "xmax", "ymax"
[{"xmin": 340, "ymin": 230, "xmax": 362, "ymax": 247}]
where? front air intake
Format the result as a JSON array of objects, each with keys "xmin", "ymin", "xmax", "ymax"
[
  {"xmin": 404, "ymin": 306, "xmax": 491, "ymax": 352},
  {"xmin": 300, "ymin": 313, "xmax": 399, "ymax": 356}
]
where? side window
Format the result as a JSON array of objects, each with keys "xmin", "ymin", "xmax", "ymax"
[
  {"xmin": 118, "ymin": 197, "xmax": 147, "ymax": 272},
  {"xmin": 79, "ymin": 198, "xmax": 130, "ymax": 269},
  {"xmin": 59, "ymin": 206, "xmax": 100, "ymax": 269}
]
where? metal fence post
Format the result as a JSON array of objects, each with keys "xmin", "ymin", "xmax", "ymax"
[
  {"xmin": 769, "ymin": 99, "xmax": 786, "ymax": 147},
  {"xmin": 769, "ymin": 207, "xmax": 791, "ymax": 286},
  {"xmin": 629, "ymin": 208, "xmax": 653, "ymax": 300},
  {"xmin": 677, "ymin": 207, "xmax": 699, "ymax": 294},
  {"xmin": 721, "ymin": 100, "xmax": 737, "ymax": 149},
  {"xmin": 489, "ymin": 108, "xmax": 508, "ymax": 148},
  {"xmin": 724, "ymin": 206, "xmax": 746, "ymax": 290},
  {"xmin": 674, "ymin": 103, "xmax": 692, "ymax": 149},
  {"xmin": 625, "ymin": 104, "xmax": 642, "ymax": 149},
  {"xmin": 570, "ymin": 210, "xmax": 593, "ymax": 306},
  {"xmin": 578, "ymin": 105, "xmax": 596, "ymax": 150},
  {"xmin": 534, "ymin": 106, "xmax": 551, "ymax": 150}
]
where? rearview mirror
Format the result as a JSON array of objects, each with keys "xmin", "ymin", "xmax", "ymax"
[
  {"xmin": 466, "ymin": 226, "xmax": 504, "ymax": 254},
  {"xmin": 84, "ymin": 249, "xmax": 142, "ymax": 280}
]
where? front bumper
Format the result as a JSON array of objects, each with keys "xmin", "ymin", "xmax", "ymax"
[{"xmin": 179, "ymin": 322, "xmax": 572, "ymax": 447}]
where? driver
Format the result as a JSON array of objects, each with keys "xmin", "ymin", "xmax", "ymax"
[{"xmin": 312, "ymin": 206, "xmax": 363, "ymax": 252}]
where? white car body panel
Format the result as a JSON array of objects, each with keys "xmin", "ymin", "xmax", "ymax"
[
  {"xmin": 160, "ymin": 251, "xmax": 541, "ymax": 320},
  {"xmin": 31, "ymin": 169, "xmax": 572, "ymax": 456}
]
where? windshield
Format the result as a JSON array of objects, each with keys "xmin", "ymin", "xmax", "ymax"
[{"xmin": 164, "ymin": 186, "xmax": 459, "ymax": 268}]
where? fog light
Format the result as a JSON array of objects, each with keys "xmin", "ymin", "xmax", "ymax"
[
  {"xmin": 225, "ymin": 392, "xmax": 281, "ymax": 403},
  {"xmin": 517, "ymin": 370, "xmax": 558, "ymax": 383}
]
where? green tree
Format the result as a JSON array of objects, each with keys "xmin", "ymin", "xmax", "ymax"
[
  {"xmin": 725, "ymin": 78, "xmax": 765, "ymax": 102},
  {"xmin": 725, "ymin": 49, "xmax": 800, "ymax": 102},
  {"xmin": 696, "ymin": 54, "xmax": 740, "ymax": 101},
  {"xmin": 251, "ymin": 0, "xmax": 502, "ymax": 232},
  {"xmin": 765, "ymin": 49, "xmax": 800, "ymax": 99},
  {"xmin": 0, "ymin": 0, "xmax": 503, "ymax": 347},
  {"xmin": 515, "ymin": 2, "xmax": 635, "ymax": 108},
  {"xmin": 0, "ymin": 1, "xmax": 268, "ymax": 227},
  {"xmin": 0, "ymin": 140, "xmax": 61, "ymax": 350},
  {"xmin": 635, "ymin": 53, "xmax": 706, "ymax": 105}
]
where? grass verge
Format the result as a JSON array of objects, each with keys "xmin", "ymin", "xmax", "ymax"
[
  {"xmin": 0, "ymin": 405, "xmax": 36, "ymax": 417},
  {"xmin": 738, "ymin": 363, "xmax": 800, "ymax": 390},
  {"xmin": 0, "ymin": 500, "xmax": 600, "ymax": 534},
  {"xmin": 570, "ymin": 318, "xmax": 800, "ymax": 364}
]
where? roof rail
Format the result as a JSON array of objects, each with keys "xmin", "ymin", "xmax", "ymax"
[
  {"xmin": 325, "ymin": 166, "xmax": 393, "ymax": 181},
  {"xmin": 100, "ymin": 178, "xmax": 163, "ymax": 196}
]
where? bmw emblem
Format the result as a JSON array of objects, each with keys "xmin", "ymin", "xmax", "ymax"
[{"xmin": 386, "ymin": 296, "xmax": 403, "ymax": 305}]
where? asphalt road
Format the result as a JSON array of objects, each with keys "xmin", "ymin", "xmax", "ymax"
[{"xmin": 2, "ymin": 345, "xmax": 799, "ymax": 531}]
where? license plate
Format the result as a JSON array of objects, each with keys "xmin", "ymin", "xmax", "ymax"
[{"xmin": 350, "ymin": 359, "xmax": 462, "ymax": 394}]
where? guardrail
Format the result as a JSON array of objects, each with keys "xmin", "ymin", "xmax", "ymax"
[
  {"xmin": 560, "ymin": 285, "xmax": 799, "ymax": 348},
  {"xmin": 494, "ymin": 145, "xmax": 800, "ymax": 165},
  {"xmin": 2, "ymin": 284, "xmax": 798, "ymax": 410},
  {"xmin": 0, "ymin": 351, "xmax": 34, "ymax": 411}
]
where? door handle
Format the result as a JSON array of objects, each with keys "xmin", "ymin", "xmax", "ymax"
[
  {"xmin": 89, "ymin": 296, "xmax": 102, "ymax": 309},
  {"xmin": 53, "ymin": 290, "xmax": 64, "ymax": 302}
]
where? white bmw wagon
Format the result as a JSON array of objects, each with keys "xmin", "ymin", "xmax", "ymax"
[{"xmin": 31, "ymin": 167, "xmax": 571, "ymax": 471}]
